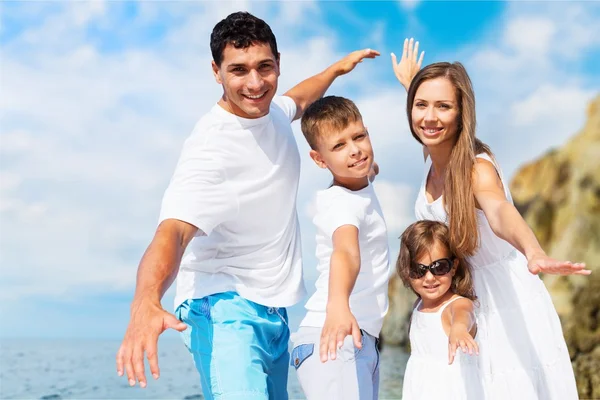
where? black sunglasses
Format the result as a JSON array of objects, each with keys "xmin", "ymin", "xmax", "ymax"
[{"xmin": 410, "ymin": 257, "xmax": 455, "ymax": 279}]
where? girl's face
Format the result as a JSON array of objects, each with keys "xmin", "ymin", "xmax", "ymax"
[
  {"xmin": 409, "ymin": 241, "xmax": 458, "ymax": 307},
  {"xmin": 411, "ymin": 77, "xmax": 460, "ymax": 148}
]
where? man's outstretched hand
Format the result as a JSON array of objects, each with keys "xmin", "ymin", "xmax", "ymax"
[
  {"xmin": 116, "ymin": 300, "xmax": 187, "ymax": 388},
  {"xmin": 333, "ymin": 48, "xmax": 381, "ymax": 77}
]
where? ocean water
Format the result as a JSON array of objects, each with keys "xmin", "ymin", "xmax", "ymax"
[{"xmin": 0, "ymin": 338, "xmax": 408, "ymax": 400}]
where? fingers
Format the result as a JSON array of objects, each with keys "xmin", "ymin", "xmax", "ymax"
[
  {"xmin": 352, "ymin": 323, "xmax": 362, "ymax": 349},
  {"xmin": 391, "ymin": 52, "xmax": 398, "ymax": 68},
  {"xmin": 319, "ymin": 331, "xmax": 330, "ymax": 362},
  {"xmin": 536, "ymin": 261, "xmax": 591, "ymax": 275},
  {"xmin": 448, "ymin": 341, "xmax": 457, "ymax": 364},
  {"xmin": 132, "ymin": 345, "xmax": 147, "ymax": 388},
  {"xmin": 124, "ymin": 347, "xmax": 136, "ymax": 386},
  {"xmin": 413, "ymin": 40, "xmax": 419, "ymax": 62},
  {"xmin": 165, "ymin": 314, "xmax": 187, "ymax": 332},
  {"xmin": 417, "ymin": 51, "xmax": 425, "ymax": 68},
  {"xmin": 327, "ymin": 332, "xmax": 338, "ymax": 361},
  {"xmin": 573, "ymin": 269, "xmax": 592, "ymax": 275},
  {"xmin": 363, "ymin": 48, "xmax": 380, "ymax": 58},
  {"xmin": 146, "ymin": 341, "xmax": 160, "ymax": 381},
  {"xmin": 116, "ymin": 345, "xmax": 125, "ymax": 377},
  {"xmin": 407, "ymin": 38, "xmax": 414, "ymax": 61},
  {"xmin": 402, "ymin": 38, "xmax": 409, "ymax": 60}
]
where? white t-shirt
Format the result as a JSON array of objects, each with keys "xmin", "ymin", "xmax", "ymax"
[
  {"xmin": 300, "ymin": 183, "xmax": 390, "ymax": 337},
  {"xmin": 159, "ymin": 96, "xmax": 306, "ymax": 309}
]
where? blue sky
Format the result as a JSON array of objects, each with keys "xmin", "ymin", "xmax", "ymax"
[{"xmin": 1, "ymin": 1, "xmax": 599, "ymax": 339}]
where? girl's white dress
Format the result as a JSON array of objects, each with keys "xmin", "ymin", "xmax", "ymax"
[
  {"xmin": 402, "ymin": 296, "xmax": 484, "ymax": 400},
  {"xmin": 414, "ymin": 153, "xmax": 578, "ymax": 399}
]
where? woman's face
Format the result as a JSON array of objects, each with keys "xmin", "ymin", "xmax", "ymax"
[{"xmin": 411, "ymin": 77, "xmax": 460, "ymax": 148}]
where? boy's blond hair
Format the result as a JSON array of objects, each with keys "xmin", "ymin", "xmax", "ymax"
[{"xmin": 300, "ymin": 96, "xmax": 363, "ymax": 150}]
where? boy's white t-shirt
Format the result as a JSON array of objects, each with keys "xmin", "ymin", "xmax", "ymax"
[
  {"xmin": 300, "ymin": 183, "xmax": 390, "ymax": 337},
  {"xmin": 159, "ymin": 96, "xmax": 306, "ymax": 309}
]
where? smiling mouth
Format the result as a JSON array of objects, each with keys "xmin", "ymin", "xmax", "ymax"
[
  {"xmin": 349, "ymin": 157, "xmax": 368, "ymax": 168},
  {"xmin": 423, "ymin": 284, "xmax": 440, "ymax": 290},
  {"xmin": 242, "ymin": 91, "xmax": 268, "ymax": 100},
  {"xmin": 421, "ymin": 127, "xmax": 443, "ymax": 135}
]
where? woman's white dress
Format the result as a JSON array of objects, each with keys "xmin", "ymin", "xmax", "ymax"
[
  {"xmin": 402, "ymin": 296, "xmax": 484, "ymax": 400},
  {"xmin": 413, "ymin": 153, "xmax": 578, "ymax": 399}
]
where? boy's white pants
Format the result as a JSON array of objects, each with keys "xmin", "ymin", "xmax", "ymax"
[{"xmin": 290, "ymin": 326, "xmax": 380, "ymax": 400}]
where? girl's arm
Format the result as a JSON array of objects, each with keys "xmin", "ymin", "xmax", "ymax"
[
  {"xmin": 473, "ymin": 159, "xmax": 590, "ymax": 276},
  {"xmin": 320, "ymin": 225, "xmax": 363, "ymax": 362},
  {"xmin": 446, "ymin": 298, "xmax": 478, "ymax": 364}
]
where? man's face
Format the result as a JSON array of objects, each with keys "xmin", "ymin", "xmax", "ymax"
[{"xmin": 212, "ymin": 42, "xmax": 280, "ymax": 119}]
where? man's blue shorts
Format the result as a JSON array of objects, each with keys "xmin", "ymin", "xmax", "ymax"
[{"xmin": 176, "ymin": 292, "xmax": 290, "ymax": 400}]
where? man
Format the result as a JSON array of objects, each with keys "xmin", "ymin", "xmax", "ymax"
[{"xmin": 116, "ymin": 11, "xmax": 379, "ymax": 399}]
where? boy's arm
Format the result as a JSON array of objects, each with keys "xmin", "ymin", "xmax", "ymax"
[
  {"xmin": 447, "ymin": 298, "xmax": 478, "ymax": 364},
  {"xmin": 320, "ymin": 224, "xmax": 362, "ymax": 362},
  {"xmin": 284, "ymin": 49, "xmax": 380, "ymax": 121}
]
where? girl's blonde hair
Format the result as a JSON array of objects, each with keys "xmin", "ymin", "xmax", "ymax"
[
  {"xmin": 397, "ymin": 220, "xmax": 476, "ymax": 301},
  {"xmin": 406, "ymin": 62, "xmax": 493, "ymax": 258}
]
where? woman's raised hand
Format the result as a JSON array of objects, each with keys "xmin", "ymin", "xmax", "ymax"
[{"xmin": 391, "ymin": 38, "xmax": 424, "ymax": 91}]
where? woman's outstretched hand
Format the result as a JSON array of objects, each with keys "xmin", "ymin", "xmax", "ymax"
[
  {"xmin": 527, "ymin": 253, "xmax": 591, "ymax": 276},
  {"xmin": 391, "ymin": 38, "xmax": 424, "ymax": 91}
]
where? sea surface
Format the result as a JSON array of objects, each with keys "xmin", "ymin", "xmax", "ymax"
[{"xmin": 0, "ymin": 338, "xmax": 408, "ymax": 400}]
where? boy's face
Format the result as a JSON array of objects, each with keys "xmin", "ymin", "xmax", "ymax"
[
  {"xmin": 310, "ymin": 120, "xmax": 374, "ymax": 188},
  {"xmin": 212, "ymin": 42, "xmax": 280, "ymax": 119}
]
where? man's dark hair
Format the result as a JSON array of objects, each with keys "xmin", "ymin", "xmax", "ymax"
[{"xmin": 210, "ymin": 12, "xmax": 279, "ymax": 66}]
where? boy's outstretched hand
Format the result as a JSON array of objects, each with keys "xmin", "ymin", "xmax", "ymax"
[
  {"xmin": 391, "ymin": 38, "xmax": 424, "ymax": 90},
  {"xmin": 320, "ymin": 305, "xmax": 362, "ymax": 362},
  {"xmin": 333, "ymin": 48, "xmax": 380, "ymax": 77}
]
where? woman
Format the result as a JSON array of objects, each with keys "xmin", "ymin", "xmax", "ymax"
[{"xmin": 392, "ymin": 40, "xmax": 589, "ymax": 399}]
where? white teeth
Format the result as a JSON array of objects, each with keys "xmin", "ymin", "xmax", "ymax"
[{"xmin": 245, "ymin": 92, "xmax": 266, "ymax": 99}]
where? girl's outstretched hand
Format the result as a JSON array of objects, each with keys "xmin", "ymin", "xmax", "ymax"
[
  {"xmin": 448, "ymin": 326, "xmax": 479, "ymax": 364},
  {"xmin": 527, "ymin": 253, "xmax": 591, "ymax": 276},
  {"xmin": 391, "ymin": 38, "xmax": 424, "ymax": 91}
]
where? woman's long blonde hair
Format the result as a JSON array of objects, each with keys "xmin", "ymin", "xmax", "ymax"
[{"xmin": 406, "ymin": 62, "xmax": 492, "ymax": 258}]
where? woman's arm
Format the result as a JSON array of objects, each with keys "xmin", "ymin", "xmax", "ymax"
[{"xmin": 472, "ymin": 159, "xmax": 589, "ymax": 275}]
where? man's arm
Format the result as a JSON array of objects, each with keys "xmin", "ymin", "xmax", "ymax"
[
  {"xmin": 319, "ymin": 224, "xmax": 362, "ymax": 362},
  {"xmin": 116, "ymin": 219, "xmax": 200, "ymax": 388},
  {"xmin": 284, "ymin": 49, "xmax": 380, "ymax": 121}
]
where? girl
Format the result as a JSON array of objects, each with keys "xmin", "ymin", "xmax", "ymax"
[
  {"xmin": 393, "ymin": 43, "xmax": 589, "ymax": 399},
  {"xmin": 398, "ymin": 220, "xmax": 483, "ymax": 400}
]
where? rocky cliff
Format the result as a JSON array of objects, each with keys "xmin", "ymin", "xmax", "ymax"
[{"xmin": 510, "ymin": 94, "xmax": 600, "ymax": 398}]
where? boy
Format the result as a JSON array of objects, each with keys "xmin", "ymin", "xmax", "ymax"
[{"xmin": 291, "ymin": 96, "xmax": 390, "ymax": 400}]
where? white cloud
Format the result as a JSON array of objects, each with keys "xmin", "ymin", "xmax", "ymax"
[
  {"xmin": 398, "ymin": 0, "xmax": 420, "ymax": 11},
  {"xmin": 373, "ymin": 180, "xmax": 414, "ymax": 235},
  {"xmin": 511, "ymin": 84, "xmax": 595, "ymax": 128},
  {"xmin": 503, "ymin": 17, "xmax": 556, "ymax": 58},
  {"xmin": 1, "ymin": 1, "xmax": 599, "ymax": 338}
]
